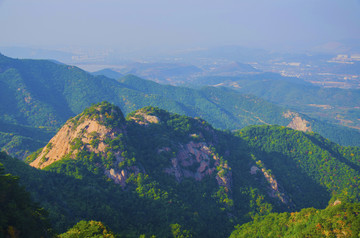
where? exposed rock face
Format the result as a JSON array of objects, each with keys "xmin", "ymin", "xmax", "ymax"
[
  {"xmin": 105, "ymin": 168, "xmax": 128, "ymax": 187},
  {"xmin": 29, "ymin": 104, "xmax": 143, "ymax": 188},
  {"xmin": 164, "ymin": 141, "xmax": 217, "ymax": 182},
  {"xmin": 216, "ymin": 167, "xmax": 232, "ymax": 193},
  {"xmin": 261, "ymin": 169, "xmax": 281, "ymax": 199},
  {"xmin": 104, "ymin": 164, "xmax": 141, "ymax": 188},
  {"xmin": 250, "ymin": 166, "xmax": 259, "ymax": 175},
  {"xmin": 129, "ymin": 111, "xmax": 160, "ymax": 125},
  {"xmin": 332, "ymin": 200, "xmax": 342, "ymax": 206},
  {"xmin": 30, "ymin": 115, "xmax": 123, "ymax": 169},
  {"xmin": 283, "ymin": 111, "xmax": 312, "ymax": 132},
  {"xmin": 250, "ymin": 162, "xmax": 292, "ymax": 206},
  {"xmin": 162, "ymin": 141, "xmax": 233, "ymax": 192}
]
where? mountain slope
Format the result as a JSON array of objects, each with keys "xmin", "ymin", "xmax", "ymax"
[
  {"xmin": 2, "ymin": 103, "xmax": 359, "ymax": 237},
  {"xmin": 6, "ymin": 103, "xmax": 240, "ymax": 237},
  {"xmin": 235, "ymin": 125, "xmax": 360, "ymax": 203},
  {"xmin": 118, "ymin": 75, "xmax": 292, "ymax": 129},
  {"xmin": 195, "ymin": 74, "xmax": 360, "ymax": 132},
  {"xmin": 1, "ymin": 53, "xmax": 359, "ymax": 161},
  {"xmin": 230, "ymin": 201, "xmax": 360, "ymax": 237},
  {"xmin": 0, "ymin": 161, "xmax": 52, "ymax": 237},
  {"xmin": 120, "ymin": 74, "xmax": 360, "ymax": 146}
]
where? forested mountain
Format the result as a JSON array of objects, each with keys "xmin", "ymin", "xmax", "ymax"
[
  {"xmin": 230, "ymin": 201, "xmax": 360, "ymax": 237},
  {"xmin": 192, "ymin": 74, "xmax": 360, "ymax": 132},
  {"xmin": 0, "ymin": 162, "xmax": 52, "ymax": 237},
  {"xmin": 1, "ymin": 102, "xmax": 359, "ymax": 237},
  {"xmin": 1, "ymin": 53, "xmax": 359, "ymax": 160}
]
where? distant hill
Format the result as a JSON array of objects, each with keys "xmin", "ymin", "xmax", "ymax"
[
  {"xmin": 191, "ymin": 72, "xmax": 310, "ymax": 86},
  {"xmin": 116, "ymin": 62, "xmax": 203, "ymax": 84},
  {"xmin": 1, "ymin": 53, "xmax": 360, "ymax": 160},
  {"xmin": 0, "ymin": 47, "xmax": 74, "ymax": 63},
  {"xmin": 90, "ymin": 68, "xmax": 123, "ymax": 79},
  {"xmin": 200, "ymin": 61, "xmax": 260, "ymax": 77},
  {"xmin": 1, "ymin": 103, "xmax": 360, "ymax": 237},
  {"xmin": 193, "ymin": 73, "xmax": 360, "ymax": 132},
  {"xmin": 119, "ymin": 75, "xmax": 360, "ymax": 146}
]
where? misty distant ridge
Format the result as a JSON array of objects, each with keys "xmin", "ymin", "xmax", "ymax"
[
  {"xmin": 2, "ymin": 40, "xmax": 360, "ymax": 67},
  {"xmin": 91, "ymin": 68, "xmax": 124, "ymax": 80},
  {"xmin": 311, "ymin": 39, "xmax": 360, "ymax": 54}
]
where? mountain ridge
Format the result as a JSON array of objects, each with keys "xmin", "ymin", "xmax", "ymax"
[
  {"xmin": 1, "ymin": 53, "xmax": 359, "ymax": 162},
  {"xmin": 1, "ymin": 102, "xmax": 360, "ymax": 236}
]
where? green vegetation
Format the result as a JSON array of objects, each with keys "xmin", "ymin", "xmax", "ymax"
[
  {"xmin": 74, "ymin": 101, "xmax": 125, "ymax": 129},
  {"xmin": 59, "ymin": 220, "xmax": 116, "ymax": 238},
  {"xmin": 0, "ymin": 132, "xmax": 47, "ymax": 159},
  {"xmin": 230, "ymin": 202, "xmax": 360, "ymax": 237},
  {"xmin": 0, "ymin": 160, "xmax": 52, "ymax": 237},
  {"xmin": 1, "ymin": 53, "xmax": 359, "ymax": 163},
  {"xmin": 170, "ymin": 223, "xmax": 192, "ymax": 238},
  {"xmin": 197, "ymin": 74, "xmax": 360, "ymax": 141},
  {"xmin": 0, "ymin": 121, "xmax": 54, "ymax": 160},
  {"xmin": 1, "ymin": 102, "xmax": 360, "ymax": 237},
  {"xmin": 235, "ymin": 125, "xmax": 360, "ymax": 203},
  {"xmin": 120, "ymin": 75, "xmax": 291, "ymax": 131}
]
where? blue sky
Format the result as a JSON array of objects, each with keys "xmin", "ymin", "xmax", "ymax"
[{"xmin": 0, "ymin": 0, "xmax": 359, "ymax": 52}]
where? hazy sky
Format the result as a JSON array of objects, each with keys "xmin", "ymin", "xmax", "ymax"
[{"xmin": 1, "ymin": 0, "xmax": 360, "ymax": 52}]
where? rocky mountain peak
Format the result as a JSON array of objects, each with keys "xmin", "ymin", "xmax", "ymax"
[{"xmin": 29, "ymin": 102, "xmax": 126, "ymax": 169}]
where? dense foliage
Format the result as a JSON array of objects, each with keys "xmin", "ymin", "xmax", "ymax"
[
  {"xmin": 235, "ymin": 125, "xmax": 360, "ymax": 203},
  {"xmin": 1, "ymin": 53, "xmax": 359, "ymax": 162},
  {"xmin": 195, "ymin": 74, "xmax": 360, "ymax": 142},
  {"xmin": 0, "ymin": 120, "xmax": 54, "ymax": 159},
  {"xmin": 1, "ymin": 103, "xmax": 360, "ymax": 237},
  {"xmin": 230, "ymin": 202, "xmax": 360, "ymax": 237},
  {"xmin": 71, "ymin": 101, "xmax": 125, "ymax": 129},
  {"xmin": 59, "ymin": 220, "xmax": 116, "ymax": 238},
  {"xmin": 0, "ymin": 159, "xmax": 52, "ymax": 238}
]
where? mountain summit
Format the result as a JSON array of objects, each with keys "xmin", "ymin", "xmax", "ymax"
[{"xmin": 30, "ymin": 102, "xmax": 126, "ymax": 169}]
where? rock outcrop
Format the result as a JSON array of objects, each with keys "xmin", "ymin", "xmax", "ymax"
[
  {"xmin": 29, "ymin": 103, "xmax": 143, "ymax": 188},
  {"xmin": 129, "ymin": 111, "xmax": 160, "ymax": 126},
  {"xmin": 283, "ymin": 111, "xmax": 312, "ymax": 132},
  {"xmin": 104, "ymin": 164, "xmax": 141, "ymax": 188},
  {"xmin": 30, "ymin": 103, "xmax": 125, "ymax": 169},
  {"xmin": 163, "ymin": 141, "xmax": 217, "ymax": 182},
  {"xmin": 30, "ymin": 119, "xmax": 117, "ymax": 169},
  {"xmin": 162, "ymin": 141, "xmax": 233, "ymax": 193},
  {"xmin": 250, "ymin": 162, "xmax": 293, "ymax": 207}
]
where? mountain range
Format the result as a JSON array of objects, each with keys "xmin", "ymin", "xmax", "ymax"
[
  {"xmin": 191, "ymin": 74, "xmax": 360, "ymax": 132},
  {"xmin": 0, "ymin": 53, "xmax": 359, "ymax": 161},
  {"xmin": 1, "ymin": 102, "xmax": 360, "ymax": 237},
  {"xmin": 0, "ymin": 53, "xmax": 360, "ymax": 236}
]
